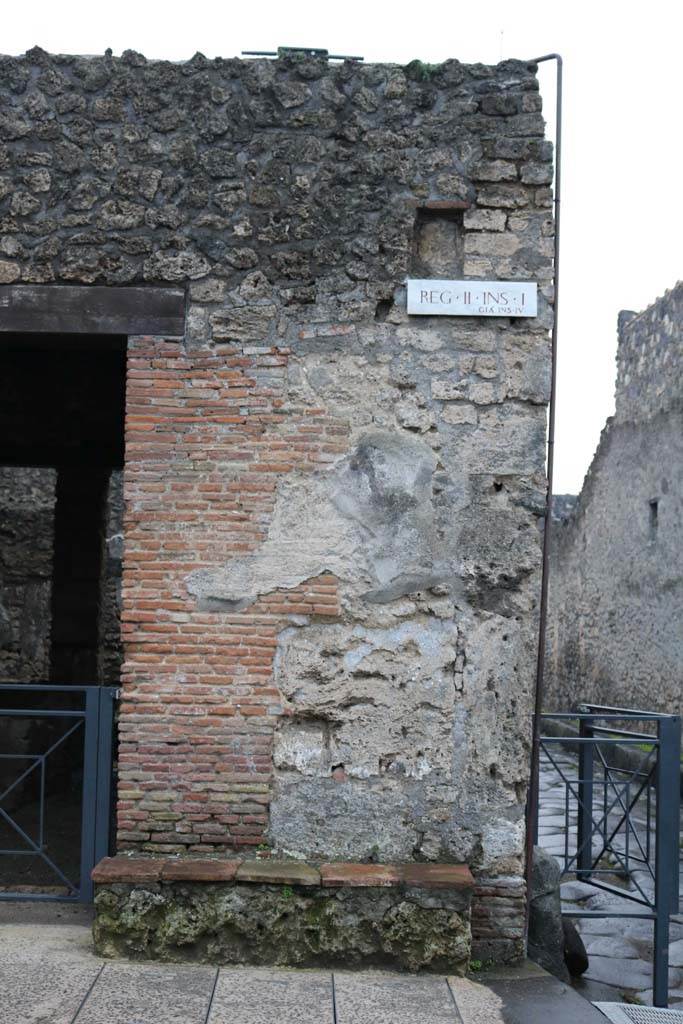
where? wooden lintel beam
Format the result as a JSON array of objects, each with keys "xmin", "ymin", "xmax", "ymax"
[{"xmin": 0, "ymin": 284, "xmax": 186, "ymax": 337}]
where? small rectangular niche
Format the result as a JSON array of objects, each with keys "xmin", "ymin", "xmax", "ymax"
[
  {"xmin": 648, "ymin": 498, "xmax": 659, "ymax": 542},
  {"xmin": 410, "ymin": 208, "xmax": 464, "ymax": 279}
]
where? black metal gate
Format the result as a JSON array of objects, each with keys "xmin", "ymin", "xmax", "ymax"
[
  {"xmin": 536, "ymin": 704, "xmax": 681, "ymax": 1008},
  {"xmin": 0, "ymin": 684, "xmax": 116, "ymax": 903}
]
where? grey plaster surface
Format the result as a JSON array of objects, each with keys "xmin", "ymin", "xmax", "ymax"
[{"xmin": 0, "ymin": 901, "xmax": 611, "ymax": 1024}]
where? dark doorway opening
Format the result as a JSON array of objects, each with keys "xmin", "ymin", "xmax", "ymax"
[{"xmin": 0, "ymin": 333, "xmax": 125, "ymax": 896}]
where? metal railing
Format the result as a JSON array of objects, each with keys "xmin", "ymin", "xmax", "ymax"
[
  {"xmin": 537, "ymin": 704, "xmax": 681, "ymax": 1008},
  {"xmin": 0, "ymin": 684, "xmax": 116, "ymax": 903}
]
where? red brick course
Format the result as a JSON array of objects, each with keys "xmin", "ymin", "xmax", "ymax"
[{"xmin": 118, "ymin": 337, "xmax": 346, "ymax": 854}]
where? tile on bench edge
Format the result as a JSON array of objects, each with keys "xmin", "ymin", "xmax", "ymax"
[
  {"xmin": 235, "ymin": 860, "xmax": 320, "ymax": 886},
  {"xmin": 320, "ymin": 863, "xmax": 402, "ymax": 887},
  {"xmin": 161, "ymin": 859, "xmax": 240, "ymax": 882},
  {"xmin": 91, "ymin": 856, "xmax": 164, "ymax": 883},
  {"xmin": 401, "ymin": 863, "xmax": 474, "ymax": 889},
  {"xmin": 320, "ymin": 862, "xmax": 474, "ymax": 889}
]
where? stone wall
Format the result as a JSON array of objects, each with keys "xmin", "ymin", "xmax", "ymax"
[
  {"xmin": 0, "ymin": 467, "xmax": 55, "ymax": 805},
  {"xmin": 615, "ymin": 285, "xmax": 683, "ymax": 424},
  {"xmin": 0, "ymin": 466, "xmax": 123, "ymax": 685},
  {"xmin": 0, "ymin": 466, "xmax": 56, "ymax": 682},
  {"xmin": 98, "ymin": 470, "xmax": 124, "ymax": 685},
  {"xmin": 0, "ymin": 47, "xmax": 554, "ymax": 958},
  {"xmin": 545, "ymin": 284, "xmax": 683, "ymax": 719}
]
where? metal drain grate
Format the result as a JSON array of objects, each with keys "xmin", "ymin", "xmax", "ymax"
[{"xmin": 594, "ymin": 1003, "xmax": 683, "ymax": 1023}]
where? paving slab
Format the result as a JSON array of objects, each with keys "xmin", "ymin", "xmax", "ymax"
[
  {"xmin": 447, "ymin": 976, "xmax": 508, "ymax": 1023},
  {"xmin": 583, "ymin": 954, "xmax": 680, "ymax": 991},
  {"xmin": 74, "ymin": 962, "xmax": 217, "ymax": 1024},
  {"xmin": 583, "ymin": 936, "xmax": 644, "ymax": 959},
  {"xmin": 0, "ymin": 902, "xmax": 102, "ymax": 1024},
  {"xmin": 635, "ymin": 986, "xmax": 683, "ymax": 1006},
  {"xmin": 0, "ymin": 920, "xmax": 98, "ymax": 963},
  {"xmin": 560, "ymin": 880, "xmax": 600, "ymax": 901},
  {"xmin": 209, "ymin": 967, "xmax": 334, "ymax": 1024},
  {"xmin": 451, "ymin": 969, "xmax": 608, "ymax": 1023},
  {"xmin": 0, "ymin": 900, "xmax": 94, "ymax": 927},
  {"xmin": 0, "ymin": 899, "xmax": 634, "ymax": 1024},
  {"xmin": 0, "ymin": 957, "xmax": 102, "ymax": 1024},
  {"xmin": 571, "ymin": 975, "xmax": 625, "ymax": 1006},
  {"xmin": 542, "ymin": 840, "xmax": 574, "ymax": 856},
  {"xmin": 334, "ymin": 971, "xmax": 457, "ymax": 1024}
]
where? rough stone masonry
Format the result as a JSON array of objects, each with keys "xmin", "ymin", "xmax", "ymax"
[
  {"xmin": 546, "ymin": 284, "xmax": 682, "ymax": 722},
  {"xmin": 0, "ymin": 47, "xmax": 554, "ymax": 960}
]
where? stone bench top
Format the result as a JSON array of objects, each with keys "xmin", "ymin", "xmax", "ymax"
[{"xmin": 92, "ymin": 856, "xmax": 474, "ymax": 890}]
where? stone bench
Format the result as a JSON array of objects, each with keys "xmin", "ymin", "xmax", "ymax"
[{"xmin": 92, "ymin": 856, "xmax": 474, "ymax": 973}]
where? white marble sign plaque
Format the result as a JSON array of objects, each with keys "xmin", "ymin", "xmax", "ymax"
[{"xmin": 407, "ymin": 279, "xmax": 537, "ymax": 317}]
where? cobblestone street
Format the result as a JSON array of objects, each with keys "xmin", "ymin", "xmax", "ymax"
[{"xmin": 538, "ymin": 753, "xmax": 683, "ymax": 1008}]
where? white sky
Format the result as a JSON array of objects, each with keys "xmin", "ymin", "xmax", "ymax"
[{"xmin": 4, "ymin": 1, "xmax": 682, "ymax": 494}]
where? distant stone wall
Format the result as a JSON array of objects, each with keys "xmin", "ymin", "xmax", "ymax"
[
  {"xmin": 616, "ymin": 284, "xmax": 683, "ymax": 424},
  {"xmin": 546, "ymin": 285, "xmax": 683, "ymax": 718}
]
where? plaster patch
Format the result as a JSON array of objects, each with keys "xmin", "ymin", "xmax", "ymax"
[{"xmin": 187, "ymin": 429, "xmax": 453, "ymax": 608}]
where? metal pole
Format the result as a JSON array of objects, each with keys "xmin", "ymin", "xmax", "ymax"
[
  {"xmin": 653, "ymin": 716, "xmax": 681, "ymax": 1008},
  {"xmin": 94, "ymin": 687, "xmax": 116, "ymax": 867},
  {"xmin": 524, "ymin": 52, "xmax": 563, "ymax": 914},
  {"xmin": 576, "ymin": 717, "xmax": 594, "ymax": 880},
  {"xmin": 79, "ymin": 687, "xmax": 99, "ymax": 903}
]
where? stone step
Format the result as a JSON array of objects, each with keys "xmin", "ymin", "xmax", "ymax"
[{"xmin": 91, "ymin": 855, "xmax": 475, "ymax": 972}]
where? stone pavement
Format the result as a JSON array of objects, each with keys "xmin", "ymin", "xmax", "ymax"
[
  {"xmin": 0, "ymin": 902, "xmax": 607, "ymax": 1024},
  {"xmin": 538, "ymin": 752, "xmax": 683, "ymax": 1007}
]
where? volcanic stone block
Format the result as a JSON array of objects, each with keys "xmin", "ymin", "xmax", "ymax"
[{"xmin": 93, "ymin": 878, "xmax": 472, "ymax": 972}]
